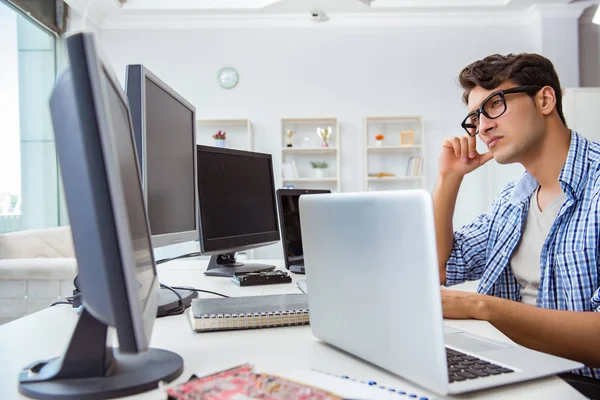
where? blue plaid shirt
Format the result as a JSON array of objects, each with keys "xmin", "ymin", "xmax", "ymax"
[{"xmin": 446, "ymin": 131, "xmax": 600, "ymax": 379}]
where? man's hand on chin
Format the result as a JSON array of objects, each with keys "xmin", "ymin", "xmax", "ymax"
[{"xmin": 441, "ymin": 288, "xmax": 490, "ymax": 320}]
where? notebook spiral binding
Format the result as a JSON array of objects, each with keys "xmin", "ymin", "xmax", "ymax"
[{"xmin": 197, "ymin": 309, "xmax": 310, "ymax": 331}]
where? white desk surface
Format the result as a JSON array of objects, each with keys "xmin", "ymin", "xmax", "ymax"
[{"xmin": 0, "ymin": 259, "xmax": 585, "ymax": 400}]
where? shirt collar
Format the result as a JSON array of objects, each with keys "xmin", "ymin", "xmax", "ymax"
[{"xmin": 509, "ymin": 130, "xmax": 588, "ymax": 205}]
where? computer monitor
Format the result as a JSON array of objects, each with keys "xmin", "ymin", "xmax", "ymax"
[
  {"xmin": 196, "ymin": 145, "xmax": 280, "ymax": 277},
  {"xmin": 276, "ymin": 189, "xmax": 331, "ymax": 274},
  {"xmin": 125, "ymin": 64, "xmax": 198, "ymax": 249},
  {"xmin": 18, "ymin": 33, "xmax": 183, "ymax": 398}
]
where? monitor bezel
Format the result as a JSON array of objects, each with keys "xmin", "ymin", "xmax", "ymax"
[
  {"xmin": 276, "ymin": 188, "xmax": 331, "ymax": 270},
  {"xmin": 125, "ymin": 64, "xmax": 199, "ymax": 249},
  {"xmin": 196, "ymin": 145, "xmax": 280, "ymax": 256},
  {"xmin": 77, "ymin": 34, "xmax": 159, "ymax": 352}
]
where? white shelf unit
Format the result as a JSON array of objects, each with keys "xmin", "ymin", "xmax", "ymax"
[
  {"xmin": 196, "ymin": 119, "xmax": 252, "ymax": 151},
  {"xmin": 364, "ymin": 116, "xmax": 425, "ymax": 192},
  {"xmin": 280, "ymin": 118, "xmax": 341, "ymax": 192}
]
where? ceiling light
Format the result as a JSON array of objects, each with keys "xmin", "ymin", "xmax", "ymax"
[{"xmin": 594, "ymin": 5, "xmax": 600, "ymax": 25}]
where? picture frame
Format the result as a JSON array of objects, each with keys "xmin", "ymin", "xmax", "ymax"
[{"xmin": 400, "ymin": 130, "xmax": 414, "ymax": 145}]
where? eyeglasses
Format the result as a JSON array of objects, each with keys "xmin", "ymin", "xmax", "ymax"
[{"xmin": 461, "ymin": 85, "xmax": 542, "ymax": 137}]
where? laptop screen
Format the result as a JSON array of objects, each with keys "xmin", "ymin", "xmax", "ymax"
[{"xmin": 277, "ymin": 189, "xmax": 330, "ymax": 269}]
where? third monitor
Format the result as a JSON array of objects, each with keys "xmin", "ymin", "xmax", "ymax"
[{"xmin": 196, "ymin": 145, "xmax": 280, "ymax": 277}]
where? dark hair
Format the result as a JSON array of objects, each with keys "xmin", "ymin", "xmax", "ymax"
[{"xmin": 459, "ymin": 53, "xmax": 566, "ymax": 126}]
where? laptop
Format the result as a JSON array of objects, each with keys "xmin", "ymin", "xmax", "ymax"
[
  {"xmin": 276, "ymin": 188, "xmax": 330, "ymax": 275},
  {"xmin": 298, "ymin": 190, "xmax": 583, "ymax": 395}
]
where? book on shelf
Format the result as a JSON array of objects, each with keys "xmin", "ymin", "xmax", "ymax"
[
  {"xmin": 282, "ymin": 161, "xmax": 300, "ymax": 180},
  {"xmin": 405, "ymin": 156, "xmax": 422, "ymax": 177},
  {"xmin": 291, "ymin": 160, "xmax": 300, "ymax": 179},
  {"xmin": 188, "ymin": 293, "xmax": 309, "ymax": 332},
  {"xmin": 282, "ymin": 162, "xmax": 294, "ymax": 180}
]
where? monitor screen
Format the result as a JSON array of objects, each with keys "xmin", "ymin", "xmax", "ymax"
[
  {"xmin": 144, "ymin": 77, "xmax": 196, "ymax": 236},
  {"xmin": 102, "ymin": 67, "xmax": 155, "ymax": 307},
  {"xmin": 197, "ymin": 146, "xmax": 279, "ymax": 255},
  {"xmin": 277, "ymin": 189, "xmax": 330, "ymax": 270},
  {"xmin": 125, "ymin": 65, "xmax": 197, "ymax": 248}
]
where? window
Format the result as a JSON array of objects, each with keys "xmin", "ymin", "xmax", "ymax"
[{"xmin": 0, "ymin": 0, "xmax": 66, "ymax": 234}]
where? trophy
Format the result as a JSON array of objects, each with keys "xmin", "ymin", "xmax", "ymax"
[
  {"xmin": 285, "ymin": 130, "xmax": 294, "ymax": 147},
  {"xmin": 316, "ymin": 126, "xmax": 332, "ymax": 147}
]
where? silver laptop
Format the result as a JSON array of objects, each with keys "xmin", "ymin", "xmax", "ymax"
[{"xmin": 299, "ymin": 190, "xmax": 583, "ymax": 396}]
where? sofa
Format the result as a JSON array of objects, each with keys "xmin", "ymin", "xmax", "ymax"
[{"xmin": 0, "ymin": 226, "xmax": 77, "ymax": 325}]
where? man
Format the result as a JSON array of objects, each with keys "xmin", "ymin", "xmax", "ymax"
[{"xmin": 434, "ymin": 53, "xmax": 600, "ymax": 381}]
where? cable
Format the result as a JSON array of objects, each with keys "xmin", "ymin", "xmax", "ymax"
[
  {"xmin": 157, "ymin": 285, "xmax": 229, "ymax": 318},
  {"xmin": 50, "ymin": 301, "xmax": 73, "ymax": 307},
  {"xmin": 159, "ymin": 283, "xmax": 185, "ymax": 317},
  {"xmin": 170, "ymin": 286, "xmax": 229, "ymax": 298},
  {"xmin": 156, "ymin": 252, "xmax": 202, "ymax": 265}
]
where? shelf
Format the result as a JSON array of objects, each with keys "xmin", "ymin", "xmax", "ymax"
[
  {"xmin": 196, "ymin": 118, "xmax": 249, "ymax": 125},
  {"xmin": 365, "ymin": 116, "xmax": 422, "ymax": 123},
  {"xmin": 282, "ymin": 147, "xmax": 337, "ymax": 153},
  {"xmin": 281, "ymin": 118, "xmax": 337, "ymax": 124},
  {"xmin": 196, "ymin": 118, "xmax": 252, "ymax": 151},
  {"xmin": 282, "ymin": 178, "xmax": 338, "ymax": 182},
  {"xmin": 367, "ymin": 145, "xmax": 422, "ymax": 151},
  {"xmin": 367, "ymin": 177, "xmax": 423, "ymax": 182}
]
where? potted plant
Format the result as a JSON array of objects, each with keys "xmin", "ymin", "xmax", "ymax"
[
  {"xmin": 375, "ymin": 134, "xmax": 385, "ymax": 147},
  {"xmin": 212, "ymin": 130, "xmax": 226, "ymax": 147},
  {"xmin": 310, "ymin": 161, "xmax": 328, "ymax": 178}
]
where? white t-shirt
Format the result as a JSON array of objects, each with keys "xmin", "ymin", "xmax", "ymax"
[{"xmin": 509, "ymin": 186, "xmax": 565, "ymax": 306}]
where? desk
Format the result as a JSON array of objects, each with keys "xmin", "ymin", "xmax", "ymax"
[{"xmin": 0, "ymin": 259, "xmax": 585, "ymax": 399}]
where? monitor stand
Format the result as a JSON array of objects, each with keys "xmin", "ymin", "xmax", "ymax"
[
  {"xmin": 18, "ymin": 307, "xmax": 184, "ymax": 399},
  {"xmin": 204, "ymin": 252, "xmax": 275, "ymax": 277}
]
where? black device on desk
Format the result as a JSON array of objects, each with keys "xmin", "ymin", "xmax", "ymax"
[
  {"xmin": 232, "ymin": 270, "xmax": 292, "ymax": 286},
  {"xmin": 276, "ymin": 189, "xmax": 330, "ymax": 274}
]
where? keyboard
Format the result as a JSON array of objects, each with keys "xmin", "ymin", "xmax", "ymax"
[{"xmin": 446, "ymin": 348, "xmax": 514, "ymax": 383}]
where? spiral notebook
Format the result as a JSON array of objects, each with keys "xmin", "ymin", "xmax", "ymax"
[{"xmin": 188, "ymin": 293, "xmax": 309, "ymax": 332}]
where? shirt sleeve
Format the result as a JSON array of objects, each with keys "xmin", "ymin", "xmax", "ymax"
[
  {"xmin": 591, "ymin": 289, "xmax": 600, "ymax": 312},
  {"xmin": 445, "ymin": 211, "xmax": 491, "ymax": 287}
]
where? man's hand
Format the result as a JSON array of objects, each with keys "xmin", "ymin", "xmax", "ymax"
[
  {"xmin": 439, "ymin": 135, "xmax": 493, "ymax": 177},
  {"xmin": 441, "ymin": 288, "xmax": 489, "ymax": 320}
]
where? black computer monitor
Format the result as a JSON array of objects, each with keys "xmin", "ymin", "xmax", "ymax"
[
  {"xmin": 125, "ymin": 64, "xmax": 198, "ymax": 249},
  {"xmin": 196, "ymin": 145, "xmax": 280, "ymax": 277},
  {"xmin": 18, "ymin": 33, "xmax": 183, "ymax": 399},
  {"xmin": 276, "ymin": 189, "xmax": 331, "ymax": 274}
]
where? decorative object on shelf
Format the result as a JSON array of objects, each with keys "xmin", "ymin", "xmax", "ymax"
[
  {"xmin": 368, "ymin": 172, "xmax": 396, "ymax": 178},
  {"xmin": 400, "ymin": 130, "xmax": 415, "ymax": 145},
  {"xmin": 310, "ymin": 161, "xmax": 328, "ymax": 178},
  {"xmin": 217, "ymin": 67, "xmax": 239, "ymax": 89},
  {"xmin": 316, "ymin": 126, "xmax": 332, "ymax": 147},
  {"xmin": 375, "ymin": 134, "xmax": 384, "ymax": 147},
  {"xmin": 285, "ymin": 130, "xmax": 294, "ymax": 147},
  {"xmin": 212, "ymin": 130, "xmax": 226, "ymax": 147}
]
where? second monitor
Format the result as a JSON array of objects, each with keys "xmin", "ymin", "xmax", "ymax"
[{"xmin": 197, "ymin": 145, "xmax": 280, "ymax": 277}]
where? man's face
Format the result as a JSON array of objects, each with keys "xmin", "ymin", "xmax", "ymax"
[{"xmin": 467, "ymin": 82, "xmax": 544, "ymax": 164}]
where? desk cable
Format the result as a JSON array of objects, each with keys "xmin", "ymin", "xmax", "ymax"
[{"xmin": 158, "ymin": 284, "xmax": 229, "ymax": 318}]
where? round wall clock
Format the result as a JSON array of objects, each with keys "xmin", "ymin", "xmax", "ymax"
[{"xmin": 217, "ymin": 67, "xmax": 239, "ymax": 89}]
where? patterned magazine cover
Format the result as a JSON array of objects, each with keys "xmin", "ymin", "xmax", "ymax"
[{"xmin": 166, "ymin": 364, "xmax": 343, "ymax": 400}]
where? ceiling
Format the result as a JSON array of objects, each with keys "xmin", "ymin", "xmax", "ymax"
[{"xmin": 65, "ymin": 0, "xmax": 598, "ymax": 29}]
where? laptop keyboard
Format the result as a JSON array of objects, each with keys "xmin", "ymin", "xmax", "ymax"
[{"xmin": 446, "ymin": 348, "xmax": 514, "ymax": 383}]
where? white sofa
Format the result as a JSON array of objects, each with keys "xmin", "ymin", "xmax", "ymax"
[{"xmin": 0, "ymin": 226, "xmax": 77, "ymax": 325}]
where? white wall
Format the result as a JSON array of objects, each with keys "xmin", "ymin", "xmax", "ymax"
[{"xmin": 99, "ymin": 25, "xmax": 538, "ymax": 259}]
